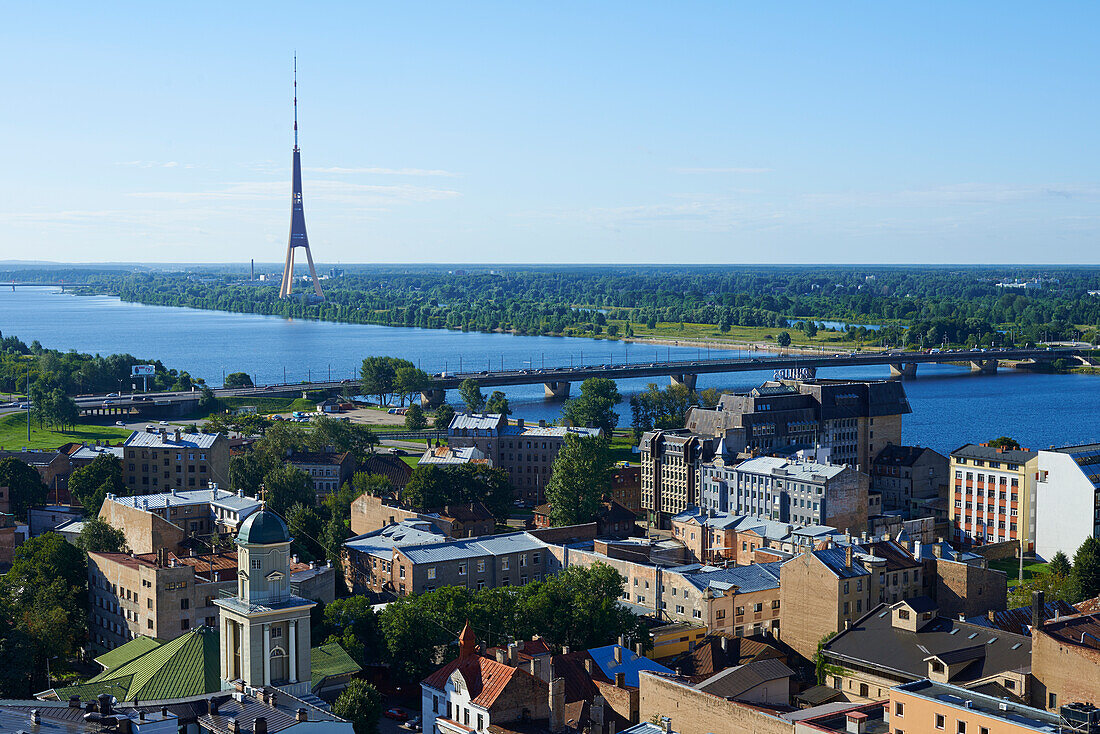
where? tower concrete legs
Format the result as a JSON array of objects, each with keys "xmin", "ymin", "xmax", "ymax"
[
  {"xmin": 544, "ymin": 381, "xmax": 571, "ymax": 399},
  {"xmin": 280, "ymin": 243, "xmax": 296, "ymax": 297}
]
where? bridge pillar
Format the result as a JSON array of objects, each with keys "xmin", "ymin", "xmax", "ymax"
[
  {"xmin": 970, "ymin": 359, "xmax": 999, "ymax": 374},
  {"xmin": 889, "ymin": 363, "xmax": 918, "ymax": 378},
  {"xmin": 670, "ymin": 373, "xmax": 698, "ymax": 391},
  {"xmin": 420, "ymin": 388, "xmax": 445, "ymax": 408},
  {"xmin": 544, "ymin": 381, "xmax": 571, "ymax": 399}
]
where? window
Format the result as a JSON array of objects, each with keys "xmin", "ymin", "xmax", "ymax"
[
  {"xmin": 251, "ymin": 558, "xmax": 262, "ymax": 570},
  {"xmin": 899, "ymin": 609, "xmax": 911, "ymax": 620},
  {"xmin": 477, "ymin": 560, "xmax": 486, "ymax": 573},
  {"xmin": 477, "ymin": 714, "xmax": 484, "ymax": 731},
  {"xmin": 957, "ymin": 722, "xmax": 966, "ymax": 734},
  {"xmin": 180, "ymin": 599, "xmax": 189, "ymax": 610},
  {"xmin": 895, "ymin": 702, "xmax": 904, "ymax": 717},
  {"xmin": 428, "ymin": 568, "xmax": 437, "ymax": 580},
  {"xmin": 502, "ymin": 558, "xmax": 510, "ymax": 570},
  {"xmin": 271, "ymin": 626, "xmax": 282, "ymax": 638},
  {"xmin": 935, "ymin": 714, "xmax": 945, "ymax": 730},
  {"xmin": 433, "ymin": 696, "xmax": 439, "ymax": 715},
  {"xmin": 1049, "ymin": 693, "xmax": 1058, "ymax": 709},
  {"xmin": 181, "ymin": 619, "xmax": 190, "ymax": 631}
]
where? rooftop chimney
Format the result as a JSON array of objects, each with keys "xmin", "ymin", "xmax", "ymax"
[
  {"xmin": 663, "ymin": 717, "xmax": 673, "ymax": 734},
  {"xmin": 846, "ymin": 711, "xmax": 868, "ymax": 734},
  {"xmin": 634, "ymin": 642, "xmax": 643, "ymax": 657},
  {"xmin": 614, "ymin": 672, "xmax": 625, "ymax": 687},
  {"xmin": 516, "ymin": 418, "xmax": 524, "ymax": 428},
  {"xmin": 614, "ymin": 646, "xmax": 622, "ymax": 664},
  {"xmin": 297, "ymin": 709, "xmax": 308, "ymax": 722},
  {"xmin": 1032, "ymin": 590, "xmax": 1046, "ymax": 632},
  {"xmin": 845, "ymin": 546, "xmax": 853, "ymax": 568},
  {"xmin": 584, "ymin": 657, "xmax": 594, "ymax": 674},
  {"xmin": 549, "ymin": 677, "xmax": 565, "ymax": 733},
  {"xmin": 68, "ymin": 696, "xmax": 80, "ymax": 709},
  {"xmin": 228, "ymin": 719, "xmax": 240, "ymax": 734},
  {"xmin": 255, "ymin": 716, "xmax": 268, "ymax": 734},
  {"xmin": 174, "ymin": 428, "xmax": 181, "ymax": 442}
]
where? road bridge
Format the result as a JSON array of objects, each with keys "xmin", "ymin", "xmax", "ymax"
[{"xmin": 48, "ymin": 346, "xmax": 1085, "ymax": 415}]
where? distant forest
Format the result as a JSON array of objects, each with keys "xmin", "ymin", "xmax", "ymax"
[{"xmin": 6, "ymin": 265, "xmax": 1100, "ymax": 347}]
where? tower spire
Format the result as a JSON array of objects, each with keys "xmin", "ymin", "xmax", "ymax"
[{"xmin": 279, "ymin": 55, "xmax": 324, "ymax": 300}]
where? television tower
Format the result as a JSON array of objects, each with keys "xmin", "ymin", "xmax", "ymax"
[{"xmin": 280, "ymin": 56, "xmax": 324, "ymax": 300}]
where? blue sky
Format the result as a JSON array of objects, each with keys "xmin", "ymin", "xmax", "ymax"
[{"xmin": 2, "ymin": 2, "xmax": 1098, "ymax": 265}]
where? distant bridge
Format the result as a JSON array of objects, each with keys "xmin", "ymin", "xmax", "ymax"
[{"xmin": 56, "ymin": 346, "xmax": 1087, "ymax": 416}]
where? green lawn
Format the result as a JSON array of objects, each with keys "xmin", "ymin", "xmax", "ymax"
[
  {"xmin": 0, "ymin": 412, "xmax": 132, "ymax": 451},
  {"xmin": 609, "ymin": 430, "xmax": 639, "ymax": 465},
  {"xmin": 611, "ymin": 320, "xmax": 875, "ymax": 350},
  {"xmin": 989, "ymin": 557, "xmax": 1049, "ymax": 586}
]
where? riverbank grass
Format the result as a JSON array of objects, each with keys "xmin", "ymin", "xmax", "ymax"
[{"xmin": 0, "ymin": 412, "xmax": 132, "ymax": 451}]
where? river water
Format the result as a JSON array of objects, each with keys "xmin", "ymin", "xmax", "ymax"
[{"xmin": 1, "ymin": 287, "xmax": 1097, "ymax": 454}]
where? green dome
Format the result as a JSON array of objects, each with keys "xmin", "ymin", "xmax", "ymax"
[{"xmin": 237, "ymin": 509, "xmax": 291, "ymax": 545}]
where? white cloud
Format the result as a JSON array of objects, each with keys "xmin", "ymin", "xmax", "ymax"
[{"xmin": 672, "ymin": 166, "xmax": 772, "ymax": 174}]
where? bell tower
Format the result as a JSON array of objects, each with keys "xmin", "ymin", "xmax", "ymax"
[{"xmin": 215, "ymin": 509, "xmax": 315, "ymax": 696}]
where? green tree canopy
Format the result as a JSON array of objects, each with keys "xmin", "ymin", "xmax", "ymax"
[
  {"xmin": 545, "ymin": 434, "xmax": 613, "ymax": 526},
  {"xmin": 485, "ymin": 391, "xmax": 511, "ymax": 416},
  {"xmin": 1071, "ymin": 536, "xmax": 1100, "ymax": 602},
  {"xmin": 0, "ymin": 457, "xmax": 48, "ymax": 520},
  {"xmin": 322, "ymin": 596, "xmax": 383, "ymax": 667},
  {"xmin": 67, "ymin": 453, "xmax": 125, "ymax": 516},
  {"xmin": 433, "ymin": 403, "xmax": 456, "ymax": 429},
  {"xmin": 561, "ymin": 378, "xmax": 621, "ymax": 433},
  {"xmin": 263, "ymin": 463, "xmax": 315, "ymax": 515},
  {"xmin": 628, "ymin": 383, "xmax": 694, "ymax": 441},
  {"xmin": 458, "ymin": 379, "xmax": 486, "ymax": 412},
  {"xmin": 988, "ymin": 436, "xmax": 1022, "ymax": 450},
  {"xmin": 360, "ymin": 356, "xmax": 397, "ymax": 406},
  {"xmin": 75, "ymin": 518, "xmax": 128, "ymax": 553},
  {"xmin": 333, "ymin": 679, "xmax": 383, "ymax": 734},
  {"xmin": 402, "ymin": 464, "xmax": 512, "ymax": 520},
  {"xmin": 286, "ymin": 503, "xmax": 324, "ymax": 562},
  {"xmin": 776, "ymin": 331, "xmax": 792, "ymax": 347},
  {"xmin": 224, "ymin": 372, "xmax": 254, "ymax": 388},
  {"xmin": 1049, "ymin": 551, "xmax": 1072, "ymax": 579},
  {"xmin": 404, "ymin": 403, "xmax": 428, "ymax": 430}
]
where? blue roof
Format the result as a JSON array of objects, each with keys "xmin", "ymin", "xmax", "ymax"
[
  {"xmin": 674, "ymin": 562, "xmax": 783, "ymax": 594},
  {"xmin": 344, "ymin": 520, "xmax": 447, "ymax": 558},
  {"xmin": 587, "ymin": 645, "xmax": 673, "ymax": 687},
  {"xmin": 397, "ymin": 531, "xmax": 547, "ymax": 564}
]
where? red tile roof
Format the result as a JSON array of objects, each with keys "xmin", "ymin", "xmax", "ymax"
[{"xmin": 423, "ymin": 655, "xmax": 529, "ymax": 709}]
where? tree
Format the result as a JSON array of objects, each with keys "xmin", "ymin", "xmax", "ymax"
[
  {"xmin": 698, "ymin": 387, "xmax": 721, "ymax": 409},
  {"xmin": 459, "ymin": 378, "xmax": 486, "ymax": 412},
  {"xmin": 351, "ymin": 471, "xmax": 393, "ymax": 499},
  {"xmin": 1049, "ymin": 551, "xmax": 1072, "ymax": 579},
  {"xmin": 333, "ymin": 679, "xmax": 383, "ymax": 734},
  {"xmin": 485, "ymin": 390, "xmax": 510, "ymax": 416},
  {"xmin": 1009, "ymin": 570, "xmax": 1075, "ymax": 608},
  {"xmin": 545, "ymin": 434, "xmax": 613, "ymax": 526},
  {"xmin": 434, "ymin": 403, "xmax": 456, "ymax": 429},
  {"xmin": 988, "ymin": 436, "xmax": 1022, "ymax": 450},
  {"xmin": 229, "ymin": 451, "xmax": 270, "ymax": 496},
  {"xmin": 75, "ymin": 518, "xmax": 128, "ymax": 553},
  {"xmin": 361, "ymin": 356, "xmax": 397, "ymax": 406},
  {"xmin": 262, "ymin": 463, "xmax": 315, "ymax": 516},
  {"xmin": 224, "ymin": 372, "xmax": 254, "ymax": 388},
  {"xmin": 629, "ymin": 383, "xmax": 693, "ymax": 440},
  {"xmin": 0, "ymin": 457, "xmax": 47, "ymax": 520},
  {"xmin": 403, "ymin": 465, "xmax": 454, "ymax": 512},
  {"xmin": 1071, "ymin": 537, "xmax": 1100, "ymax": 602},
  {"xmin": 776, "ymin": 331, "xmax": 792, "ymax": 347},
  {"xmin": 198, "ymin": 385, "xmax": 218, "ymax": 410},
  {"xmin": 67, "ymin": 453, "xmax": 125, "ymax": 515},
  {"xmin": 322, "ymin": 596, "xmax": 383, "ymax": 667},
  {"xmin": 394, "ymin": 365, "xmax": 431, "ymax": 407},
  {"xmin": 307, "ymin": 416, "xmax": 378, "ymax": 458},
  {"xmin": 404, "ymin": 403, "xmax": 428, "ymax": 431},
  {"xmin": 561, "ymin": 378, "xmax": 621, "ymax": 433},
  {"xmin": 285, "ymin": 503, "xmax": 324, "ymax": 561}
]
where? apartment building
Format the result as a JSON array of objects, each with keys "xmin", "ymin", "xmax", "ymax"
[
  {"xmin": 778, "ymin": 546, "xmax": 881, "ymax": 660},
  {"xmin": 419, "ymin": 445, "xmax": 489, "ymax": 466},
  {"xmin": 1034, "ymin": 443, "xmax": 1100, "ymax": 560},
  {"xmin": 1031, "ymin": 611, "xmax": 1100, "ymax": 712},
  {"xmin": 639, "ymin": 430, "xmax": 718, "ymax": 527},
  {"xmin": 121, "ymin": 427, "xmax": 229, "ymax": 493},
  {"xmin": 342, "ymin": 519, "xmax": 449, "ymax": 595},
  {"xmin": 99, "ymin": 486, "xmax": 261, "ymax": 554},
  {"xmin": 87, "ymin": 547, "xmax": 334, "ymax": 653},
  {"xmin": 611, "ymin": 465, "xmax": 642, "ymax": 514},
  {"xmin": 685, "ymin": 378, "xmax": 910, "ymax": 472},
  {"xmin": 447, "ymin": 413, "xmax": 602, "ymax": 503},
  {"xmin": 711, "ymin": 455, "xmax": 869, "ymax": 532},
  {"xmin": 287, "ymin": 450, "xmax": 355, "ymax": 497},
  {"xmin": 949, "ymin": 444, "xmax": 1039, "ymax": 549},
  {"xmin": 871, "ymin": 444, "xmax": 949, "ymax": 514},
  {"xmin": 891, "ymin": 679, "xmax": 1063, "ymax": 734},
  {"xmin": 669, "ymin": 509, "xmax": 835, "ymax": 565},
  {"xmin": 349, "ymin": 493, "xmax": 496, "ymax": 539}
]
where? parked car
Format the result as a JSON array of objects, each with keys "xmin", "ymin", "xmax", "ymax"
[
  {"xmin": 115, "ymin": 420, "xmax": 126, "ymax": 426},
  {"xmin": 384, "ymin": 709, "xmax": 409, "ymax": 722},
  {"xmin": 403, "ymin": 716, "xmax": 422, "ymax": 731}
]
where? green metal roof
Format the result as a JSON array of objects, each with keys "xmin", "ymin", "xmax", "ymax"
[
  {"xmin": 310, "ymin": 642, "xmax": 362, "ymax": 691},
  {"xmin": 93, "ymin": 635, "xmax": 163, "ymax": 673},
  {"xmin": 238, "ymin": 509, "xmax": 291, "ymax": 545},
  {"xmin": 56, "ymin": 627, "xmax": 220, "ymax": 702}
]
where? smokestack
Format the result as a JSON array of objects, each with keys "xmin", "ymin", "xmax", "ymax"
[
  {"xmin": 845, "ymin": 546, "xmax": 853, "ymax": 568},
  {"xmin": 549, "ymin": 677, "xmax": 565, "ymax": 733},
  {"xmin": 615, "ymin": 672, "xmax": 625, "ymax": 687},
  {"xmin": 251, "ymin": 259, "xmax": 254, "ymax": 281},
  {"xmin": 1032, "ymin": 590, "xmax": 1046, "ymax": 632},
  {"xmin": 614, "ymin": 646, "xmax": 622, "ymax": 664}
]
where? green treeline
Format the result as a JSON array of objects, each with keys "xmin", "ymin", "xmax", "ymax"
[{"xmin": 8, "ymin": 266, "xmax": 1100, "ymax": 347}]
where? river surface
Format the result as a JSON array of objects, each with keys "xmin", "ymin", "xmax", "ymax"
[{"xmin": 1, "ymin": 287, "xmax": 1097, "ymax": 454}]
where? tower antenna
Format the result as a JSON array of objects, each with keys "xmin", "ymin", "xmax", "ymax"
[{"xmin": 293, "ymin": 53, "xmax": 298, "ymax": 149}]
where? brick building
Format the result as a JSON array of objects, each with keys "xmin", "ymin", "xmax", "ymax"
[
  {"xmin": 287, "ymin": 450, "xmax": 355, "ymax": 497},
  {"xmin": 349, "ymin": 493, "xmax": 496, "ymax": 539},
  {"xmin": 121, "ymin": 427, "xmax": 230, "ymax": 493},
  {"xmin": 99, "ymin": 486, "xmax": 261, "ymax": 555},
  {"xmin": 820, "ymin": 597, "xmax": 1032, "ymax": 702},
  {"xmin": 1031, "ymin": 611, "xmax": 1100, "ymax": 711},
  {"xmin": 871, "ymin": 444, "xmax": 948, "ymax": 514},
  {"xmin": 0, "ymin": 449, "xmax": 71, "ymax": 498},
  {"xmin": 949, "ymin": 443, "xmax": 1038, "ymax": 549},
  {"xmin": 532, "ymin": 500, "xmax": 636, "ymax": 538},
  {"xmin": 447, "ymin": 413, "xmax": 602, "ymax": 503},
  {"xmin": 639, "ymin": 430, "xmax": 718, "ymax": 527},
  {"xmin": 611, "ymin": 466, "xmax": 642, "ymax": 515},
  {"xmin": 684, "ymin": 378, "xmax": 910, "ymax": 473},
  {"xmin": 87, "ymin": 547, "xmax": 335, "ymax": 653}
]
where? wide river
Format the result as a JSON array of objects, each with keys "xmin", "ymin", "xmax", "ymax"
[{"xmin": 2, "ymin": 287, "xmax": 1097, "ymax": 455}]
